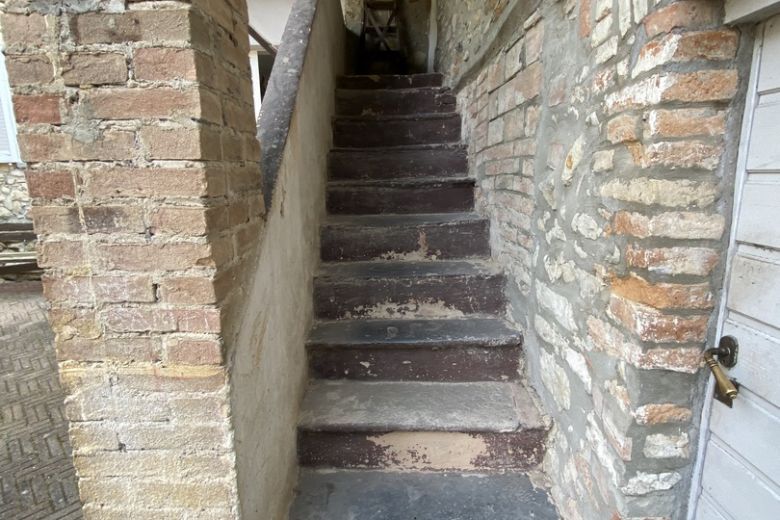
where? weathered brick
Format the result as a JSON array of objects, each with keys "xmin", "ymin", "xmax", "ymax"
[
  {"xmin": 82, "ymin": 206, "xmax": 146, "ymax": 234},
  {"xmin": 643, "ymin": 1, "xmax": 720, "ymax": 38},
  {"xmin": 25, "ymin": 170, "xmax": 75, "ymax": 199},
  {"xmin": 159, "ymin": 277, "xmax": 217, "ymax": 305},
  {"xmin": 82, "ymin": 166, "xmax": 213, "ymax": 200},
  {"xmin": 608, "ymin": 294, "xmax": 709, "ymax": 343},
  {"xmin": 42, "ymin": 275, "xmax": 92, "ymax": 304},
  {"xmin": 93, "ymin": 275, "xmax": 156, "ymax": 303},
  {"xmin": 645, "ymin": 108, "xmax": 726, "ymax": 138},
  {"xmin": 612, "ymin": 273, "xmax": 713, "ymax": 309},
  {"xmin": 19, "ymin": 131, "xmax": 135, "ymax": 162},
  {"xmin": 634, "ymin": 31, "xmax": 738, "ymax": 77},
  {"xmin": 140, "ymin": 125, "xmax": 221, "ymax": 160},
  {"xmin": 5, "ymin": 54, "xmax": 53, "ymax": 85},
  {"xmin": 165, "ymin": 338, "xmax": 223, "ymax": 365},
  {"xmin": 82, "ymin": 87, "xmax": 220, "ymax": 122},
  {"xmin": 133, "ymin": 47, "xmax": 202, "ymax": 81},
  {"xmin": 579, "ymin": 0, "xmax": 592, "ymax": 37},
  {"xmin": 605, "ymin": 71, "xmax": 738, "ymax": 113},
  {"xmin": 0, "ymin": 13, "xmax": 50, "ymax": 48},
  {"xmin": 38, "ymin": 240, "xmax": 85, "ymax": 269},
  {"xmin": 30, "ymin": 206, "xmax": 80, "ymax": 234},
  {"xmin": 13, "ymin": 94, "xmax": 61, "ymax": 124},
  {"xmin": 601, "ymin": 178, "xmax": 718, "ymax": 208},
  {"xmin": 612, "ymin": 211, "xmax": 725, "ymax": 240},
  {"xmin": 634, "ymin": 404, "xmax": 692, "ymax": 425},
  {"xmin": 115, "ymin": 366, "xmax": 226, "ymax": 393},
  {"xmin": 174, "ymin": 308, "xmax": 222, "ymax": 333},
  {"xmin": 104, "ymin": 307, "xmax": 177, "ymax": 333},
  {"xmin": 69, "ymin": 10, "xmax": 193, "ymax": 45},
  {"xmin": 626, "ymin": 245, "xmax": 719, "ymax": 276},
  {"xmin": 62, "ymin": 53, "xmax": 127, "ymax": 86},
  {"xmin": 639, "ymin": 141, "xmax": 722, "ymax": 170},
  {"xmin": 96, "ymin": 242, "xmax": 215, "ymax": 271},
  {"xmin": 607, "ymin": 114, "xmax": 639, "ymax": 143}
]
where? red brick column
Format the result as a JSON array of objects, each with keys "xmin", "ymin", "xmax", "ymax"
[{"xmin": 2, "ymin": 0, "xmax": 261, "ymax": 516}]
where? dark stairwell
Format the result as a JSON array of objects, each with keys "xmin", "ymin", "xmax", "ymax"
[{"xmin": 288, "ymin": 73, "xmax": 559, "ymax": 519}]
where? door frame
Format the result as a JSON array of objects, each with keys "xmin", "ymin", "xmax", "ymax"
[{"xmin": 685, "ymin": 19, "xmax": 767, "ymax": 520}]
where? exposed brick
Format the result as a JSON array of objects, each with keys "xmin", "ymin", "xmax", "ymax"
[
  {"xmin": 30, "ymin": 206, "xmax": 80, "ymax": 234},
  {"xmin": 96, "ymin": 242, "xmax": 215, "ymax": 272},
  {"xmin": 626, "ymin": 245, "xmax": 719, "ymax": 276},
  {"xmin": 5, "ymin": 54, "xmax": 53, "ymax": 85},
  {"xmin": 93, "ymin": 275, "xmax": 156, "ymax": 303},
  {"xmin": 612, "ymin": 211, "xmax": 725, "ymax": 240},
  {"xmin": 608, "ymin": 294, "xmax": 709, "ymax": 343},
  {"xmin": 643, "ymin": 1, "xmax": 721, "ymax": 39},
  {"xmin": 173, "ymin": 308, "xmax": 222, "ymax": 333},
  {"xmin": 82, "ymin": 206, "xmax": 146, "ymax": 234},
  {"xmin": 612, "ymin": 273, "xmax": 713, "ymax": 309},
  {"xmin": 38, "ymin": 240, "xmax": 85, "ymax": 269},
  {"xmin": 512, "ymin": 61, "xmax": 543, "ymax": 102},
  {"xmin": 0, "ymin": 13, "xmax": 49, "ymax": 48},
  {"xmin": 634, "ymin": 30, "xmax": 738, "ymax": 77},
  {"xmin": 69, "ymin": 10, "xmax": 193, "ymax": 45},
  {"xmin": 579, "ymin": 0, "xmax": 592, "ymax": 37},
  {"xmin": 159, "ymin": 277, "xmax": 217, "ymax": 305},
  {"xmin": 13, "ymin": 94, "xmax": 61, "ymax": 124},
  {"xmin": 25, "ymin": 170, "xmax": 75, "ymax": 200},
  {"xmin": 634, "ymin": 404, "xmax": 693, "ymax": 425},
  {"xmin": 104, "ymin": 307, "xmax": 176, "ymax": 333},
  {"xmin": 62, "ymin": 53, "xmax": 127, "ymax": 86},
  {"xmin": 607, "ymin": 114, "xmax": 639, "ymax": 143},
  {"xmin": 19, "ymin": 130, "xmax": 136, "ymax": 162},
  {"xmin": 601, "ymin": 178, "xmax": 718, "ymax": 208},
  {"xmin": 165, "ymin": 338, "xmax": 223, "ymax": 365},
  {"xmin": 605, "ymin": 71, "xmax": 738, "ymax": 113},
  {"xmin": 140, "ymin": 125, "xmax": 221, "ymax": 160},
  {"xmin": 645, "ymin": 108, "xmax": 726, "ymax": 138},
  {"xmin": 133, "ymin": 47, "xmax": 202, "ymax": 81},
  {"xmin": 115, "ymin": 366, "xmax": 226, "ymax": 393},
  {"xmin": 42, "ymin": 274, "xmax": 92, "ymax": 304},
  {"xmin": 82, "ymin": 166, "xmax": 213, "ymax": 200},
  {"xmin": 81, "ymin": 87, "xmax": 220, "ymax": 122},
  {"xmin": 639, "ymin": 141, "xmax": 722, "ymax": 170}
]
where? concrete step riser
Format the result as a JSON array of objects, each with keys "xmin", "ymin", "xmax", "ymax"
[
  {"xmin": 329, "ymin": 147, "xmax": 468, "ymax": 181},
  {"xmin": 308, "ymin": 343, "xmax": 522, "ymax": 382},
  {"xmin": 321, "ymin": 219, "xmax": 489, "ymax": 261},
  {"xmin": 298, "ymin": 429, "xmax": 547, "ymax": 472},
  {"xmin": 313, "ymin": 274, "xmax": 507, "ymax": 320},
  {"xmin": 327, "ymin": 183, "xmax": 474, "ymax": 215},
  {"xmin": 336, "ymin": 89, "xmax": 456, "ymax": 116},
  {"xmin": 338, "ymin": 73, "xmax": 444, "ymax": 90},
  {"xmin": 333, "ymin": 115, "xmax": 461, "ymax": 147}
]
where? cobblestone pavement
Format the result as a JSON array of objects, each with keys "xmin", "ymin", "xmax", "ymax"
[{"xmin": 0, "ymin": 282, "xmax": 82, "ymax": 519}]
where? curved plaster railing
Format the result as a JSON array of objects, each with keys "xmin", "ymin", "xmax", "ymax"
[{"xmin": 256, "ymin": 0, "xmax": 318, "ymax": 209}]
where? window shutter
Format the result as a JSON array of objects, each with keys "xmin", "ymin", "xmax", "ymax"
[{"xmin": 0, "ymin": 53, "xmax": 21, "ymax": 164}]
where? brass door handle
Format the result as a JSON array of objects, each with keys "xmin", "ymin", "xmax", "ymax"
[{"xmin": 704, "ymin": 336, "xmax": 739, "ymax": 408}]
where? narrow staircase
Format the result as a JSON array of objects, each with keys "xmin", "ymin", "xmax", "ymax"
[{"xmin": 289, "ymin": 73, "xmax": 558, "ymax": 519}]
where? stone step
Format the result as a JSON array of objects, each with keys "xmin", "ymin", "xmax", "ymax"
[
  {"xmin": 329, "ymin": 144, "xmax": 468, "ymax": 181},
  {"xmin": 327, "ymin": 177, "xmax": 474, "ymax": 215},
  {"xmin": 337, "ymin": 73, "xmax": 444, "ymax": 90},
  {"xmin": 321, "ymin": 213, "xmax": 489, "ymax": 262},
  {"xmin": 313, "ymin": 260, "xmax": 506, "ymax": 320},
  {"xmin": 289, "ymin": 470, "xmax": 559, "ymax": 520},
  {"xmin": 336, "ymin": 87, "xmax": 456, "ymax": 116},
  {"xmin": 333, "ymin": 113, "xmax": 461, "ymax": 148},
  {"xmin": 297, "ymin": 380, "xmax": 547, "ymax": 471},
  {"xmin": 307, "ymin": 318, "xmax": 523, "ymax": 381}
]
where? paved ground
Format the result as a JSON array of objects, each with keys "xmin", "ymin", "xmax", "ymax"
[{"xmin": 0, "ymin": 282, "xmax": 82, "ymax": 519}]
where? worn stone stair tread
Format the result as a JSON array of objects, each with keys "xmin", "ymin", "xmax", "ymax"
[
  {"xmin": 289, "ymin": 470, "xmax": 559, "ymax": 520},
  {"xmin": 330, "ymin": 142, "xmax": 466, "ymax": 153},
  {"xmin": 316, "ymin": 259, "xmax": 501, "ymax": 280},
  {"xmin": 328, "ymin": 176, "xmax": 474, "ymax": 188},
  {"xmin": 308, "ymin": 318, "xmax": 522, "ymax": 350},
  {"xmin": 298, "ymin": 380, "xmax": 543, "ymax": 432},
  {"xmin": 324, "ymin": 212, "xmax": 485, "ymax": 228},
  {"xmin": 334, "ymin": 112, "xmax": 460, "ymax": 122},
  {"xmin": 337, "ymin": 73, "xmax": 444, "ymax": 90}
]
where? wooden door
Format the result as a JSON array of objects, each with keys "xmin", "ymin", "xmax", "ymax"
[{"xmin": 691, "ymin": 14, "xmax": 780, "ymax": 520}]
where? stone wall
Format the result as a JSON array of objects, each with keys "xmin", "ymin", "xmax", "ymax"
[
  {"xmin": 0, "ymin": 165, "xmax": 30, "ymax": 221},
  {"xmin": 437, "ymin": 1, "xmax": 751, "ymax": 518},
  {"xmin": 1, "ymin": 0, "xmax": 259, "ymax": 517}
]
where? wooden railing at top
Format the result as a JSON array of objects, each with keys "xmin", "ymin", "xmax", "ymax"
[{"xmin": 248, "ymin": 25, "xmax": 278, "ymax": 57}]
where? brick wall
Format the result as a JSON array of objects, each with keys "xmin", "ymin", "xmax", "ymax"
[
  {"xmin": 437, "ymin": 1, "xmax": 751, "ymax": 518},
  {"xmin": 1, "ymin": 0, "xmax": 262, "ymax": 517}
]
